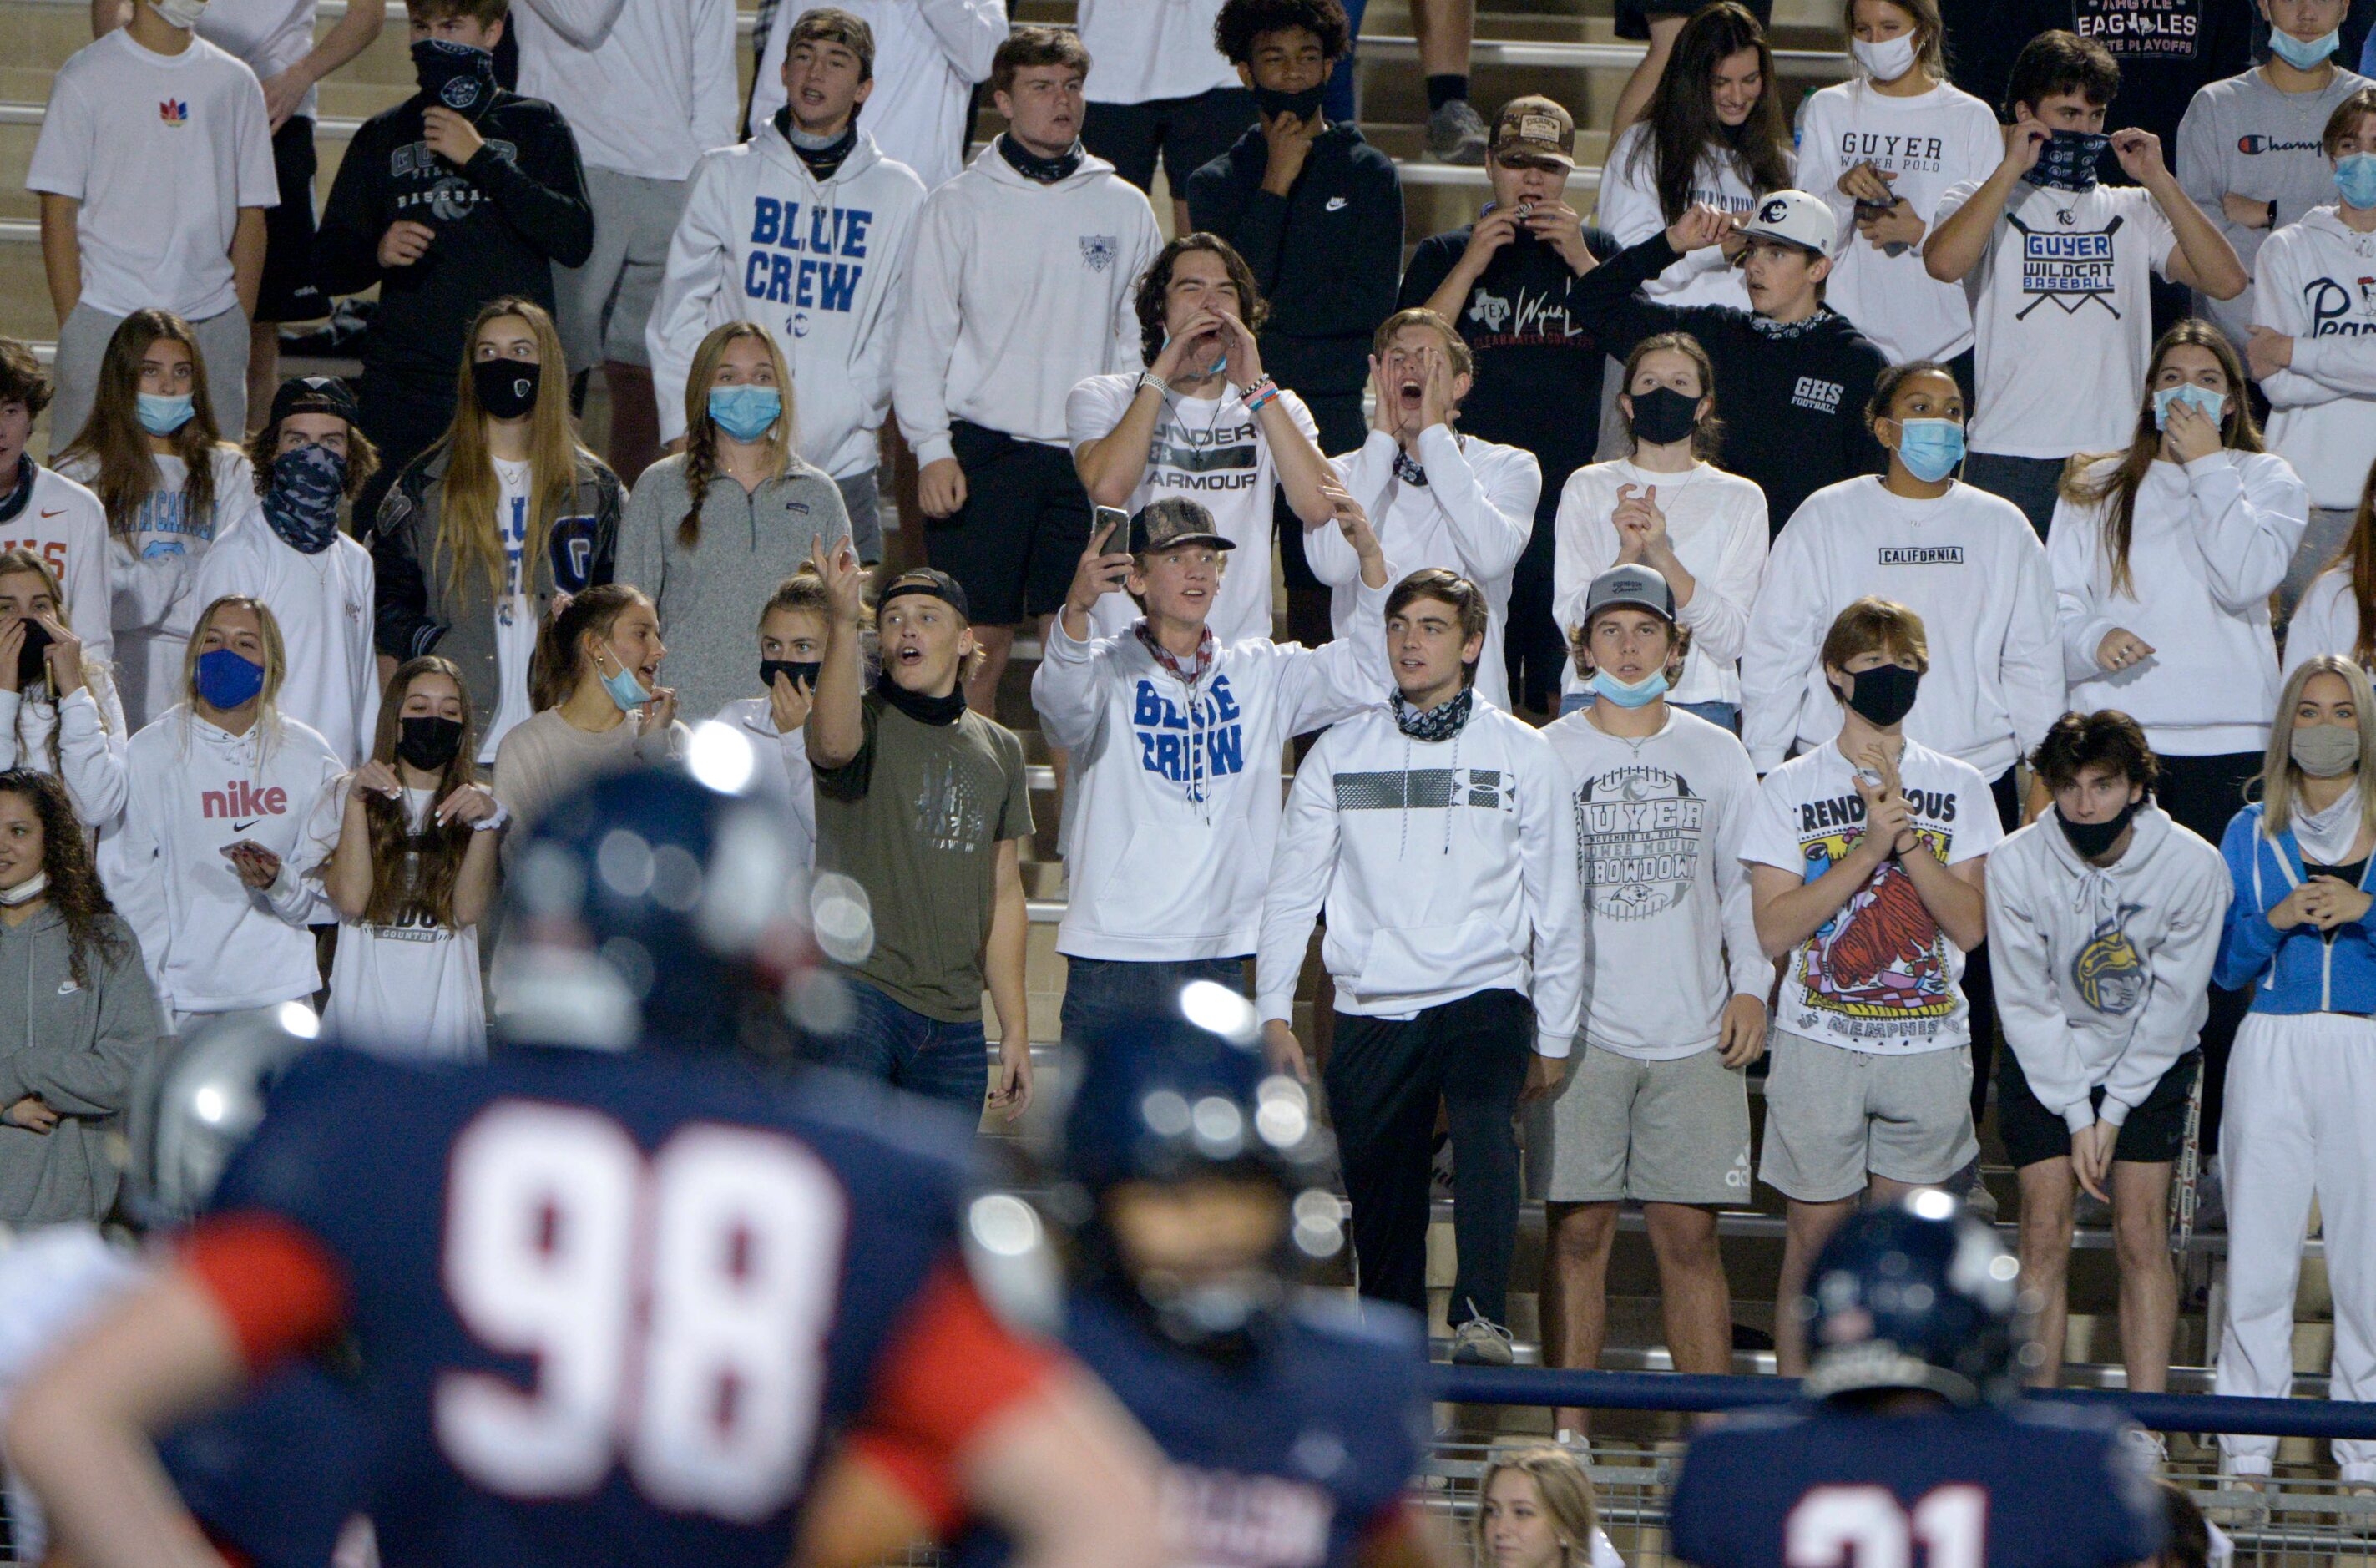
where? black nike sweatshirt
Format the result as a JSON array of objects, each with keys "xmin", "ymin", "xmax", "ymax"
[{"xmin": 1570, "ymin": 231, "xmax": 1890, "ymax": 534}]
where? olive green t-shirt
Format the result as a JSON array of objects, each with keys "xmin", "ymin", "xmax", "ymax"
[{"xmin": 811, "ymin": 694, "xmax": 1033, "ymax": 1022}]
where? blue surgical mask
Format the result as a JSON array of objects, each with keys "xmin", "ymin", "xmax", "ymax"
[
  {"xmin": 1894, "ymin": 417, "xmax": 1966, "ymax": 483},
  {"xmin": 1586, "ymin": 666, "xmax": 1671, "ymax": 709},
  {"xmin": 137, "ymin": 393, "xmax": 195, "ymax": 436},
  {"xmin": 194, "ymin": 647, "xmax": 265, "ymax": 711},
  {"xmin": 599, "ymin": 650, "xmax": 652, "ymax": 711},
  {"xmin": 2338, "ymin": 151, "xmax": 2376, "ymax": 210},
  {"xmin": 707, "ymin": 385, "xmax": 783, "ymax": 443},
  {"xmin": 2152, "ymin": 383, "xmax": 2226, "ymax": 429},
  {"xmin": 2270, "ymin": 26, "xmax": 2340, "ymax": 69}
]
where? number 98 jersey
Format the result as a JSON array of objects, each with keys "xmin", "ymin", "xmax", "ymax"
[
  {"xmin": 179, "ymin": 1044, "xmax": 1057, "ymax": 1568},
  {"xmin": 1666, "ymin": 1401, "xmax": 2167, "ymax": 1568}
]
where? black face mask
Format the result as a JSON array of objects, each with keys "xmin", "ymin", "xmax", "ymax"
[
  {"xmin": 1836, "ymin": 663, "xmax": 1922, "ymax": 728},
  {"xmin": 874, "ymin": 668, "xmax": 967, "ymax": 726},
  {"xmin": 2057, "ymin": 796, "xmax": 2141, "ymax": 862},
  {"xmin": 396, "ymin": 716, "xmax": 466, "ymax": 772},
  {"xmin": 1252, "ymin": 81, "xmax": 1326, "ymax": 121},
  {"xmin": 473, "ymin": 358, "xmax": 541, "ymax": 421},
  {"xmin": 1627, "ymin": 386, "xmax": 1701, "ymax": 448},
  {"xmin": 411, "ymin": 38, "xmax": 497, "ymax": 119},
  {"xmin": 2027, "ymin": 128, "xmax": 2110, "ymax": 192},
  {"xmin": 13, "ymin": 620, "xmax": 49, "ymax": 691},
  {"xmin": 761, "ymin": 658, "xmax": 821, "ymax": 695}
]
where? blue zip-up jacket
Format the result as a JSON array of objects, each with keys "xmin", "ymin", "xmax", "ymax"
[{"xmin": 2215, "ymin": 800, "xmax": 2376, "ymax": 1012}]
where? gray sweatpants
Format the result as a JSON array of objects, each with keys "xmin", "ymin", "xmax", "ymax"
[
  {"xmin": 48, "ymin": 301, "xmax": 252, "ymax": 453},
  {"xmin": 554, "ymin": 164, "xmax": 688, "ymax": 370}
]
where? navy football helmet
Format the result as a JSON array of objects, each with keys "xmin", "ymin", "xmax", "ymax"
[
  {"xmin": 125, "ymin": 1005, "xmax": 321, "ymax": 1226},
  {"xmin": 1051, "ymin": 983, "xmax": 1337, "ymax": 1359},
  {"xmin": 1798, "ymin": 1190, "xmax": 2025, "ymax": 1406},
  {"xmin": 497, "ymin": 731, "xmax": 811, "ymax": 1050}
]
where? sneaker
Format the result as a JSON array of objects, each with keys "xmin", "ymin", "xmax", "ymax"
[
  {"xmin": 1449, "ymin": 1312, "xmax": 1516, "ymax": 1367},
  {"xmin": 2122, "ymin": 1427, "xmax": 2170, "ymax": 1469},
  {"xmin": 1426, "ymin": 99, "xmax": 1490, "ymax": 165}
]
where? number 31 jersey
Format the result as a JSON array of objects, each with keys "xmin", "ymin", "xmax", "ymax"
[
  {"xmin": 1666, "ymin": 1402, "xmax": 2166, "ymax": 1568},
  {"xmin": 182, "ymin": 1044, "xmax": 1055, "ymax": 1568}
]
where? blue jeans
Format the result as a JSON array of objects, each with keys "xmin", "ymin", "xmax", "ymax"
[
  {"xmin": 1556, "ymin": 695, "xmax": 1740, "ymax": 733},
  {"xmin": 1060, "ymin": 955, "xmax": 1248, "ymax": 1049},
  {"xmin": 818, "ymin": 981, "xmax": 988, "ymax": 1115}
]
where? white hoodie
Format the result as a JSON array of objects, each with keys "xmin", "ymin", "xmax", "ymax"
[
  {"xmin": 1744, "ymin": 476, "xmax": 2061, "ymax": 778},
  {"xmin": 0, "ymin": 465, "xmax": 115, "ymax": 673},
  {"xmin": 1256, "ymin": 699, "xmax": 1585, "ymax": 1056},
  {"xmin": 649, "ymin": 121, "xmax": 928, "ymax": 472},
  {"xmin": 2283, "ymin": 566, "xmax": 2368, "ymax": 680},
  {"xmin": 751, "ymin": 0, "xmax": 1004, "ymax": 192},
  {"xmin": 892, "ymin": 141, "xmax": 1163, "ymax": 465},
  {"xmin": 2247, "ymin": 205, "xmax": 2376, "ymax": 510},
  {"xmin": 512, "ymin": 0, "xmax": 737, "ymax": 181},
  {"xmin": 1987, "ymin": 803, "xmax": 2229, "ymax": 1130},
  {"xmin": 1034, "ymin": 579, "xmax": 1393, "ymax": 963},
  {"xmin": 107, "ymin": 708, "xmax": 344, "ymax": 1017},
  {"xmin": 0, "ymin": 678, "xmax": 130, "ymax": 834},
  {"xmin": 2050, "ymin": 452, "xmax": 2308, "ymax": 756}
]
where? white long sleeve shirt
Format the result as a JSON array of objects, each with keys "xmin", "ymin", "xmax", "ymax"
[
  {"xmin": 892, "ymin": 143, "xmax": 1162, "ymax": 465},
  {"xmin": 2247, "ymin": 205, "xmax": 2376, "ymax": 510},
  {"xmin": 191, "ymin": 523, "xmax": 378, "ymax": 767},
  {"xmin": 1742, "ymin": 476, "xmax": 2061, "ymax": 779},
  {"xmin": 0, "ymin": 466, "xmax": 115, "ymax": 673},
  {"xmin": 710, "ymin": 695, "xmax": 817, "ymax": 873},
  {"xmin": 1256, "ymin": 700, "xmax": 1585, "ymax": 1056},
  {"xmin": 1987, "ymin": 804, "xmax": 2229, "ymax": 1130},
  {"xmin": 1545, "ymin": 706, "xmax": 1772, "ymax": 1058},
  {"xmin": 1550, "ymin": 458, "xmax": 1767, "ymax": 709},
  {"xmin": 1033, "ymin": 582, "xmax": 1393, "ymax": 962},
  {"xmin": 752, "ymin": 0, "xmax": 1005, "ymax": 191},
  {"xmin": 2050, "ymin": 451, "xmax": 2308, "ymax": 756},
  {"xmin": 513, "ymin": 0, "xmax": 737, "ymax": 181},
  {"xmin": 2283, "ymin": 566, "xmax": 2367, "ymax": 679},
  {"xmin": 647, "ymin": 124, "xmax": 927, "ymax": 468},
  {"xmin": 1315, "ymin": 427, "xmax": 1539, "ymax": 711},
  {"xmin": 0, "ymin": 680, "xmax": 130, "ymax": 835},
  {"xmin": 1597, "ymin": 124, "xmax": 1769, "ymax": 308}
]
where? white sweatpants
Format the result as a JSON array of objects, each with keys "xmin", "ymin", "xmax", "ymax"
[{"xmin": 2215, "ymin": 1011, "xmax": 2376, "ymax": 1481}]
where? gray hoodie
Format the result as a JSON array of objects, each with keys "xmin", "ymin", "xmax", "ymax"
[{"xmin": 0, "ymin": 908, "xmax": 163, "ymax": 1227}]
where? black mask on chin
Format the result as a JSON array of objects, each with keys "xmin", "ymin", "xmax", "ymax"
[
  {"xmin": 1834, "ymin": 663, "xmax": 1922, "ymax": 728},
  {"xmin": 2058, "ymin": 796, "xmax": 2141, "ymax": 862},
  {"xmin": 1252, "ymin": 82, "xmax": 1326, "ymax": 121}
]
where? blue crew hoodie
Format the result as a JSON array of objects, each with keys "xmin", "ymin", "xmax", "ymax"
[{"xmin": 2215, "ymin": 800, "xmax": 2376, "ymax": 1013}]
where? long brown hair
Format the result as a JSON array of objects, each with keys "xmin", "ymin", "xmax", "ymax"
[
  {"xmin": 435, "ymin": 297, "xmax": 593, "ymax": 604},
  {"xmin": 2333, "ymin": 455, "xmax": 2376, "ymax": 669},
  {"xmin": 528, "ymin": 582, "xmax": 650, "ymax": 712},
  {"xmin": 0, "ymin": 768, "xmax": 127, "ymax": 990},
  {"xmin": 0, "ymin": 549, "xmax": 118, "ymax": 779},
  {"xmin": 2064, "ymin": 319, "xmax": 2265, "ymax": 599},
  {"xmin": 1630, "ymin": 2, "xmax": 1793, "ymax": 223},
  {"xmin": 361, "ymin": 656, "xmax": 481, "ymax": 928},
  {"xmin": 56, "ymin": 309, "xmax": 229, "ymax": 534},
  {"xmin": 677, "ymin": 323, "xmax": 796, "ymax": 550}
]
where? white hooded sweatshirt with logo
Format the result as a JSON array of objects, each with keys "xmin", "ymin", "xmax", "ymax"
[
  {"xmin": 1986, "ymin": 802, "xmax": 2229, "ymax": 1130},
  {"xmin": 2247, "ymin": 205, "xmax": 2376, "ymax": 510},
  {"xmin": 648, "ymin": 120, "xmax": 928, "ymax": 473},
  {"xmin": 892, "ymin": 141, "xmax": 1163, "ymax": 465},
  {"xmin": 1034, "ymin": 578, "xmax": 1393, "ymax": 962}
]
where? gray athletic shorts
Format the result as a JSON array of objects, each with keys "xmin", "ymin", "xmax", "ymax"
[
  {"xmin": 1757, "ymin": 1029, "xmax": 1978, "ymax": 1202},
  {"xmin": 555, "ymin": 165, "xmax": 688, "ymax": 368},
  {"xmin": 1530, "ymin": 1042, "xmax": 1753, "ymax": 1206}
]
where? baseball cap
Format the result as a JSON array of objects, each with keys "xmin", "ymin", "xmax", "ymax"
[
  {"xmin": 1584, "ymin": 564, "xmax": 1676, "ymax": 626},
  {"xmin": 878, "ymin": 568, "xmax": 971, "ymax": 623},
  {"xmin": 1127, "ymin": 498, "xmax": 1234, "ymax": 555},
  {"xmin": 1490, "ymin": 95, "xmax": 1575, "ymax": 169},
  {"xmin": 1740, "ymin": 189, "xmax": 1837, "ymax": 260},
  {"xmin": 266, "ymin": 375, "xmax": 361, "ymax": 428}
]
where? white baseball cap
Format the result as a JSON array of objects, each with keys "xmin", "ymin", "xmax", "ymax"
[{"xmin": 1740, "ymin": 189, "xmax": 1837, "ymax": 261}]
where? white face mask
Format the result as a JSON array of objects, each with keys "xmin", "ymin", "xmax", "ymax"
[
  {"xmin": 152, "ymin": 0, "xmax": 209, "ymax": 28},
  {"xmin": 0, "ymin": 872, "xmax": 48, "ymax": 908},
  {"xmin": 1851, "ymin": 32, "xmax": 1918, "ymax": 82}
]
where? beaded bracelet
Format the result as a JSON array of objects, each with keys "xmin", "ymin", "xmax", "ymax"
[{"xmin": 1244, "ymin": 377, "xmax": 1282, "ymax": 414}]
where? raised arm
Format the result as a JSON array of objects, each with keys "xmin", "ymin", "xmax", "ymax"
[
  {"xmin": 805, "ymin": 536, "xmax": 869, "ymax": 771},
  {"xmin": 2118, "ymin": 129, "xmax": 2247, "ymax": 301},
  {"xmin": 2181, "ymin": 452, "xmax": 2307, "ymax": 610},
  {"xmin": 1924, "ymin": 122, "xmax": 2040, "ymax": 283},
  {"xmin": 1417, "ymin": 423, "xmax": 1539, "ymax": 583}
]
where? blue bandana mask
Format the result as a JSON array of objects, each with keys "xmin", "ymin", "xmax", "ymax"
[
  {"xmin": 2152, "ymin": 384, "xmax": 2226, "ymax": 429},
  {"xmin": 2026, "ymin": 129, "xmax": 2109, "ymax": 192},
  {"xmin": 1894, "ymin": 417, "xmax": 1966, "ymax": 483},
  {"xmin": 137, "ymin": 393, "xmax": 195, "ymax": 436},
  {"xmin": 707, "ymin": 385, "xmax": 783, "ymax": 443},
  {"xmin": 195, "ymin": 647, "xmax": 265, "ymax": 711},
  {"xmin": 2270, "ymin": 27, "xmax": 2339, "ymax": 69},
  {"xmin": 2338, "ymin": 152, "xmax": 2376, "ymax": 210},
  {"xmin": 1586, "ymin": 666, "xmax": 1670, "ymax": 708},
  {"xmin": 262, "ymin": 443, "xmax": 346, "ymax": 554}
]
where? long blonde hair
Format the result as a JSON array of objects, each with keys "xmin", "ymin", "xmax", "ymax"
[
  {"xmin": 435, "ymin": 297, "xmax": 592, "ymax": 604},
  {"xmin": 1840, "ymin": 0, "xmax": 1948, "ymax": 83},
  {"xmin": 179, "ymin": 594, "xmax": 288, "ymax": 755},
  {"xmin": 0, "ymin": 549, "xmax": 118, "ymax": 779},
  {"xmin": 679, "ymin": 323, "xmax": 797, "ymax": 549},
  {"xmin": 56, "ymin": 309, "xmax": 231, "ymax": 535},
  {"xmin": 2258, "ymin": 655, "xmax": 2376, "ymax": 844},
  {"xmin": 1473, "ymin": 1449, "xmax": 1600, "ymax": 1568}
]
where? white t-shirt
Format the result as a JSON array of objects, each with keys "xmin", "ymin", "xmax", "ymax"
[
  {"xmin": 195, "ymin": 0, "xmax": 319, "ymax": 120},
  {"xmin": 1598, "ymin": 124, "xmax": 1777, "ymax": 307},
  {"xmin": 482, "ymin": 458, "xmax": 538, "ymax": 764},
  {"xmin": 322, "ymin": 788, "xmax": 488, "ymax": 1060},
  {"xmin": 26, "ymin": 30, "xmax": 277, "ymax": 321},
  {"xmin": 1792, "ymin": 78, "xmax": 2003, "ymax": 362},
  {"xmin": 1934, "ymin": 176, "xmax": 2178, "ymax": 459},
  {"xmin": 190, "ymin": 520, "xmax": 379, "ymax": 766},
  {"xmin": 1077, "ymin": 0, "xmax": 1238, "ymax": 104},
  {"xmin": 1066, "ymin": 373, "xmax": 1319, "ymax": 646},
  {"xmin": 1741, "ymin": 737, "xmax": 2000, "ymax": 1055}
]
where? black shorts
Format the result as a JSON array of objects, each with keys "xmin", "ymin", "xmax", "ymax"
[
  {"xmin": 925, "ymin": 420, "xmax": 1091, "ymax": 626},
  {"xmin": 1615, "ymin": 0, "xmax": 1772, "ymax": 38},
  {"xmin": 1997, "ymin": 1044, "xmax": 2199, "ymax": 1169},
  {"xmin": 1084, "ymin": 88, "xmax": 1259, "ymax": 195},
  {"xmin": 258, "ymin": 115, "xmax": 326, "ymax": 324}
]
